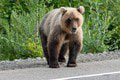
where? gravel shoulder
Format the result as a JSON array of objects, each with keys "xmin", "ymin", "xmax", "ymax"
[{"xmin": 0, "ymin": 51, "xmax": 120, "ymax": 71}]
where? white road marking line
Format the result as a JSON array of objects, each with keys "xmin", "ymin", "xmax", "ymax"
[{"xmin": 52, "ymin": 71, "xmax": 120, "ymax": 80}]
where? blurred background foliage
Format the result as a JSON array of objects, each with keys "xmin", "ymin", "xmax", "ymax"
[{"xmin": 0, "ymin": 0, "xmax": 120, "ymax": 60}]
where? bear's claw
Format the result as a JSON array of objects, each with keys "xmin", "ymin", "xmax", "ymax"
[
  {"xmin": 67, "ymin": 63, "xmax": 77, "ymax": 67},
  {"xmin": 49, "ymin": 63, "xmax": 60, "ymax": 68},
  {"xmin": 58, "ymin": 58, "xmax": 66, "ymax": 62}
]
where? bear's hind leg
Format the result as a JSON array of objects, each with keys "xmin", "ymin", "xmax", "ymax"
[
  {"xmin": 40, "ymin": 32, "xmax": 49, "ymax": 65},
  {"xmin": 58, "ymin": 43, "xmax": 68, "ymax": 62}
]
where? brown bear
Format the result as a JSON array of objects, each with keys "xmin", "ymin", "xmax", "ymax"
[{"xmin": 39, "ymin": 6, "xmax": 85, "ymax": 68}]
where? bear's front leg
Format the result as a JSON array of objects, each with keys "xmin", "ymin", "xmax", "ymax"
[
  {"xmin": 48, "ymin": 33, "xmax": 65, "ymax": 68},
  {"xmin": 67, "ymin": 41, "xmax": 81, "ymax": 67}
]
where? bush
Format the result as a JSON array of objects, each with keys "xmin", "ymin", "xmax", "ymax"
[
  {"xmin": 105, "ymin": 26, "xmax": 120, "ymax": 51},
  {"xmin": 0, "ymin": 0, "xmax": 119, "ymax": 60},
  {"xmin": 0, "ymin": 0, "xmax": 52, "ymax": 60}
]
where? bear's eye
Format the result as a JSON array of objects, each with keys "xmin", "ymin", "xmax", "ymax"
[
  {"xmin": 66, "ymin": 18, "xmax": 72, "ymax": 24},
  {"xmin": 75, "ymin": 18, "xmax": 79, "ymax": 21}
]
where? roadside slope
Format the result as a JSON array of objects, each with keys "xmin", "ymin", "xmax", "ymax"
[{"xmin": 0, "ymin": 51, "xmax": 120, "ymax": 71}]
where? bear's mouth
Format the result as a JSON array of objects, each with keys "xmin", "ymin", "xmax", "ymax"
[
  {"xmin": 72, "ymin": 31, "xmax": 77, "ymax": 34},
  {"xmin": 70, "ymin": 30, "xmax": 77, "ymax": 34}
]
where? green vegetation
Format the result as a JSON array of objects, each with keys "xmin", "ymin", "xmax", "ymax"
[{"xmin": 0, "ymin": 0, "xmax": 120, "ymax": 60}]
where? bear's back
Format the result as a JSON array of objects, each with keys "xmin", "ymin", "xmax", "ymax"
[{"xmin": 40, "ymin": 9, "xmax": 61, "ymax": 37}]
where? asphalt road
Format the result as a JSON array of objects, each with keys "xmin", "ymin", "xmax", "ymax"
[{"xmin": 0, "ymin": 59, "xmax": 120, "ymax": 80}]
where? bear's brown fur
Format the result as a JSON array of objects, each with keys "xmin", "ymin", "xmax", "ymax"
[{"xmin": 39, "ymin": 6, "xmax": 85, "ymax": 68}]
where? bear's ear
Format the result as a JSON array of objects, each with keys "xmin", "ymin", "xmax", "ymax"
[
  {"xmin": 60, "ymin": 7, "xmax": 67, "ymax": 15},
  {"xmin": 77, "ymin": 6, "xmax": 85, "ymax": 14}
]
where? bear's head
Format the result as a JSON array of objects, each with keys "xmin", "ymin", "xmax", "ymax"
[{"xmin": 60, "ymin": 6, "xmax": 85, "ymax": 34}]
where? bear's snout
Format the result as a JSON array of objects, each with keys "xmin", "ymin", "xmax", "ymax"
[
  {"xmin": 71, "ymin": 27, "xmax": 77, "ymax": 34},
  {"xmin": 72, "ymin": 27, "xmax": 77, "ymax": 32}
]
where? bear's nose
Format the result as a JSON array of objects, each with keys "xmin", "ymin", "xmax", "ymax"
[{"xmin": 72, "ymin": 28, "xmax": 77, "ymax": 32}]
